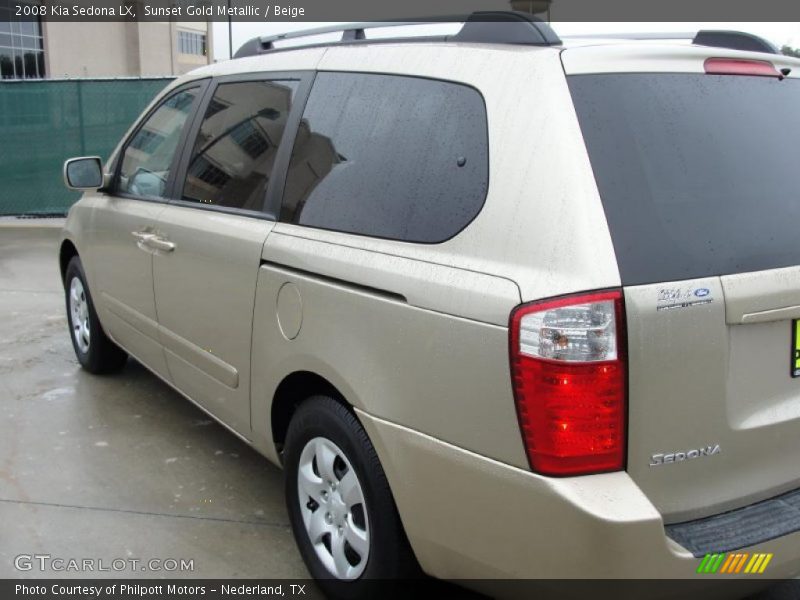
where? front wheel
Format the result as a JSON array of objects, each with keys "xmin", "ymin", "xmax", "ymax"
[
  {"xmin": 64, "ymin": 256, "xmax": 127, "ymax": 374},
  {"xmin": 284, "ymin": 396, "xmax": 419, "ymax": 599}
]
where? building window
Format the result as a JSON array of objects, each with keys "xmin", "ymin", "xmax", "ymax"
[
  {"xmin": 189, "ymin": 156, "xmax": 232, "ymax": 190},
  {"xmin": 178, "ymin": 30, "xmax": 206, "ymax": 56},
  {"xmin": 229, "ymin": 120, "xmax": 270, "ymax": 160},
  {"xmin": 0, "ymin": 0, "xmax": 45, "ymax": 79},
  {"xmin": 129, "ymin": 129, "xmax": 166, "ymax": 153}
]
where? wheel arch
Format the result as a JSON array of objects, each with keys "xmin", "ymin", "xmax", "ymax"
[
  {"xmin": 59, "ymin": 238, "xmax": 79, "ymax": 285},
  {"xmin": 270, "ymin": 370, "xmax": 350, "ymax": 460},
  {"xmin": 267, "ymin": 368, "xmax": 426, "ymax": 574}
]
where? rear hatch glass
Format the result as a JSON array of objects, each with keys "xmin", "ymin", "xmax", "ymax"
[{"xmin": 568, "ymin": 73, "xmax": 800, "ymax": 286}]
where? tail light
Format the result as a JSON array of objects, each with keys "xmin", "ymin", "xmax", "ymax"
[
  {"xmin": 704, "ymin": 58, "xmax": 782, "ymax": 78},
  {"xmin": 509, "ymin": 289, "xmax": 627, "ymax": 476}
]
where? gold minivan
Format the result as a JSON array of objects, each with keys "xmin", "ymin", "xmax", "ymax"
[{"xmin": 59, "ymin": 13, "xmax": 800, "ymax": 598}]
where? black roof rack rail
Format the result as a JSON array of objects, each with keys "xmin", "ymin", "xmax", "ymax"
[
  {"xmin": 451, "ymin": 11, "xmax": 561, "ymax": 46},
  {"xmin": 692, "ymin": 30, "xmax": 778, "ymax": 55},
  {"xmin": 562, "ymin": 30, "xmax": 779, "ymax": 55},
  {"xmin": 233, "ymin": 11, "xmax": 561, "ymax": 58}
]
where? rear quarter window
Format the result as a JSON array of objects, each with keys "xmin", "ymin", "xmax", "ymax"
[{"xmin": 280, "ymin": 72, "xmax": 489, "ymax": 243}]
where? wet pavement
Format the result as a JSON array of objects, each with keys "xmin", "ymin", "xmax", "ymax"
[{"xmin": 0, "ymin": 224, "xmax": 307, "ymax": 579}]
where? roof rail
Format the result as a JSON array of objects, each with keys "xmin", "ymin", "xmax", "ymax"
[
  {"xmin": 562, "ymin": 30, "xmax": 779, "ymax": 55},
  {"xmin": 692, "ymin": 30, "xmax": 778, "ymax": 55},
  {"xmin": 233, "ymin": 11, "xmax": 561, "ymax": 58}
]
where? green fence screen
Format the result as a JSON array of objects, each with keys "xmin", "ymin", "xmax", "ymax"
[{"xmin": 0, "ymin": 78, "xmax": 172, "ymax": 215}]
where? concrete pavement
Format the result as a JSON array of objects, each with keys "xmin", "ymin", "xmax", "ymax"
[{"xmin": 0, "ymin": 226, "xmax": 308, "ymax": 579}]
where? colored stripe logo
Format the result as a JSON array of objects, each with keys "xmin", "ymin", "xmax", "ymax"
[{"xmin": 697, "ymin": 552, "xmax": 773, "ymax": 574}]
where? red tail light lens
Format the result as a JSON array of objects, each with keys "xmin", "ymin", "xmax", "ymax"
[
  {"xmin": 509, "ymin": 290, "xmax": 626, "ymax": 476},
  {"xmin": 704, "ymin": 58, "xmax": 781, "ymax": 78}
]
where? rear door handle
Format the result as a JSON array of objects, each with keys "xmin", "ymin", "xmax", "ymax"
[{"xmin": 132, "ymin": 231, "xmax": 175, "ymax": 253}]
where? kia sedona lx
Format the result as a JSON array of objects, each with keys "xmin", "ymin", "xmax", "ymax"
[{"xmin": 59, "ymin": 13, "xmax": 800, "ymax": 598}]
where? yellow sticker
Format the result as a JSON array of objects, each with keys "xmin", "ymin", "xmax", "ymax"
[{"xmin": 793, "ymin": 320, "xmax": 800, "ymax": 377}]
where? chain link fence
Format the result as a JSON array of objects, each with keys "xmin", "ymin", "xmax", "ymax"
[{"xmin": 0, "ymin": 78, "xmax": 172, "ymax": 215}]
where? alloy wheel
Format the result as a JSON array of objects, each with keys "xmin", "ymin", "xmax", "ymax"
[
  {"xmin": 297, "ymin": 436, "xmax": 370, "ymax": 580},
  {"xmin": 69, "ymin": 277, "xmax": 91, "ymax": 354}
]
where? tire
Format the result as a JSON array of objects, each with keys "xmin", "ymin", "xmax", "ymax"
[
  {"xmin": 284, "ymin": 395, "xmax": 419, "ymax": 599},
  {"xmin": 64, "ymin": 256, "xmax": 127, "ymax": 374}
]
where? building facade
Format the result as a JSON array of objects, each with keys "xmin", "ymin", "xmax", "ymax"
[{"xmin": 1, "ymin": 1, "xmax": 213, "ymax": 79}]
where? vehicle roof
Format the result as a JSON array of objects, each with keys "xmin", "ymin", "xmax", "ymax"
[
  {"xmin": 175, "ymin": 37, "xmax": 800, "ymax": 87},
  {"xmin": 175, "ymin": 41, "xmax": 558, "ymax": 84}
]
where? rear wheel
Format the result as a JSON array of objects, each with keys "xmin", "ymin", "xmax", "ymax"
[
  {"xmin": 284, "ymin": 396, "xmax": 418, "ymax": 599},
  {"xmin": 64, "ymin": 256, "xmax": 127, "ymax": 374}
]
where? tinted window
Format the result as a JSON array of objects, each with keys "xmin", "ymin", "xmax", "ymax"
[
  {"xmin": 568, "ymin": 74, "xmax": 800, "ymax": 285},
  {"xmin": 181, "ymin": 80, "xmax": 297, "ymax": 212},
  {"xmin": 281, "ymin": 73, "xmax": 488, "ymax": 243},
  {"xmin": 118, "ymin": 88, "xmax": 199, "ymax": 199}
]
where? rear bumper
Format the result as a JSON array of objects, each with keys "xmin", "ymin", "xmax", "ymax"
[
  {"xmin": 666, "ymin": 487, "xmax": 800, "ymax": 558},
  {"xmin": 356, "ymin": 410, "xmax": 800, "ymax": 588}
]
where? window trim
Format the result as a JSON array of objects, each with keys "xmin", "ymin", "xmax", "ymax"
[
  {"xmin": 111, "ymin": 78, "xmax": 211, "ymax": 205},
  {"xmin": 167, "ymin": 70, "xmax": 316, "ymax": 221},
  {"xmin": 275, "ymin": 69, "xmax": 491, "ymax": 246}
]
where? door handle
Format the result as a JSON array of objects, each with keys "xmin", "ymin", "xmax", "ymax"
[
  {"xmin": 131, "ymin": 230, "xmax": 155, "ymax": 241},
  {"xmin": 131, "ymin": 231, "xmax": 175, "ymax": 253},
  {"xmin": 147, "ymin": 237, "xmax": 176, "ymax": 252},
  {"xmin": 132, "ymin": 230, "xmax": 156, "ymax": 252}
]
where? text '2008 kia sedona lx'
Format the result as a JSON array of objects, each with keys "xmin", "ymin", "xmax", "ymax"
[{"xmin": 58, "ymin": 12, "xmax": 800, "ymax": 599}]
